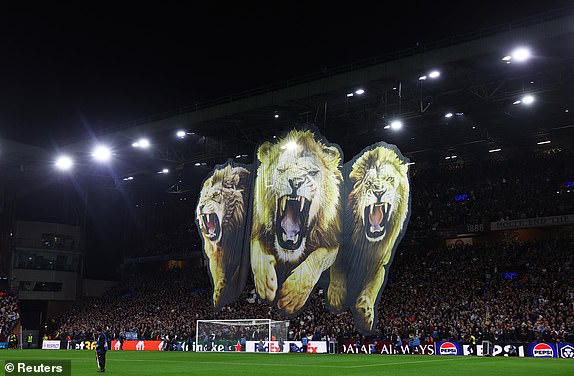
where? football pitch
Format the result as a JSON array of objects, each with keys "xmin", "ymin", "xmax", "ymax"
[{"xmin": 0, "ymin": 350, "xmax": 572, "ymax": 376}]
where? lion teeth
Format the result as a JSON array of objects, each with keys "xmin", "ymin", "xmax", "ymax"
[
  {"xmin": 299, "ymin": 196, "xmax": 304, "ymax": 212},
  {"xmin": 293, "ymin": 233, "xmax": 298, "ymax": 243},
  {"xmin": 384, "ymin": 202, "xmax": 389, "ymax": 213},
  {"xmin": 281, "ymin": 196, "xmax": 287, "ymax": 214},
  {"xmin": 370, "ymin": 225, "xmax": 385, "ymax": 233}
]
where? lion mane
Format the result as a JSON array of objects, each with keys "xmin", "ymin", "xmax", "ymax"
[
  {"xmin": 328, "ymin": 143, "xmax": 410, "ymax": 333},
  {"xmin": 251, "ymin": 128, "xmax": 342, "ymax": 314},
  {"xmin": 196, "ymin": 163, "xmax": 251, "ymax": 309}
]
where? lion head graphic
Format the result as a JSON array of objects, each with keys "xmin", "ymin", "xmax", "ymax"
[
  {"xmin": 328, "ymin": 143, "xmax": 411, "ymax": 333},
  {"xmin": 196, "ymin": 162, "xmax": 251, "ymax": 309},
  {"xmin": 251, "ymin": 128, "xmax": 343, "ymax": 315}
]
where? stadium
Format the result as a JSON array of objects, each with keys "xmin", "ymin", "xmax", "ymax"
[{"xmin": 1, "ymin": 4, "xmax": 573, "ymax": 375}]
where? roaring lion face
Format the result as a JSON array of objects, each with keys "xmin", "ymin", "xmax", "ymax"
[
  {"xmin": 349, "ymin": 146, "xmax": 410, "ymax": 245},
  {"xmin": 254, "ymin": 129, "xmax": 342, "ymax": 264},
  {"xmin": 196, "ymin": 165, "xmax": 249, "ymax": 245},
  {"xmin": 196, "ymin": 164, "xmax": 250, "ymax": 308}
]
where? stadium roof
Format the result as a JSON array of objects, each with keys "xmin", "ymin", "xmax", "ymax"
[{"xmin": 1, "ymin": 6, "xmax": 573, "ymax": 198}]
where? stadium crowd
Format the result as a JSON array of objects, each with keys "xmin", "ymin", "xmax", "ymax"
[
  {"xmin": 48, "ymin": 238, "xmax": 574, "ymax": 348},
  {"xmin": 409, "ymin": 150, "xmax": 574, "ymax": 234},
  {"xmin": 0, "ymin": 290, "xmax": 20, "ymax": 342}
]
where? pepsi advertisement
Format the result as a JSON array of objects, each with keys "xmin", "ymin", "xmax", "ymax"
[
  {"xmin": 529, "ymin": 342, "xmax": 557, "ymax": 358},
  {"xmin": 437, "ymin": 341, "xmax": 462, "ymax": 356}
]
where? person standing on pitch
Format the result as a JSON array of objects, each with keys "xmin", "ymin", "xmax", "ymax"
[
  {"xmin": 301, "ymin": 333, "xmax": 309, "ymax": 353},
  {"xmin": 95, "ymin": 327, "xmax": 108, "ymax": 372}
]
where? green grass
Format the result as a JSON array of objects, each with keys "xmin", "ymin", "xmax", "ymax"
[{"xmin": 0, "ymin": 349, "xmax": 572, "ymax": 376}]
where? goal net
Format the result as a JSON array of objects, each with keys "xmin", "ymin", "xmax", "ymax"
[{"xmin": 195, "ymin": 319, "xmax": 289, "ymax": 351}]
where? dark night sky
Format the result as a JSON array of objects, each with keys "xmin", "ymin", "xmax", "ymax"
[{"xmin": 1, "ymin": 2, "xmax": 571, "ymax": 147}]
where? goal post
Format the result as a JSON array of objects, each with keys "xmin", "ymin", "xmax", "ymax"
[{"xmin": 195, "ymin": 319, "xmax": 289, "ymax": 351}]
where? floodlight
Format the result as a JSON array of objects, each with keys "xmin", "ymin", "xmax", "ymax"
[
  {"xmin": 91, "ymin": 145, "xmax": 112, "ymax": 162},
  {"xmin": 428, "ymin": 70, "xmax": 440, "ymax": 79},
  {"xmin": 537, "ymin": 140, "xmax": 551, "ymax": 145},
  {"xmin": 418, "ymin": 75, "xmax": 427, "ymax": 81},
  {"xmin": 390, "ymin": 120, "xmax": 403, "ymax": 130},
  {"xmin": 355, "ymin": 89, "xmax": 365, "ymax": 95},
  {"xmin": 502, "ymin": 47, "xmax": 531, "ymax": 63},
  {"xmin": 522, "ymin": 95, "xmax": 534, "ymax": 105},
  {"xmin": 445, "ymin": 112, "xmax": 453, "ymax": 118},
  {"xmin": 55, "ymin": 155, "xmax": 73, "ymax": 171},
  {"xmin": 512, "ymin": 47, "xmax": 531, "ymax": 62},
  {"xmin": 132, "ymin": 138, "xmax": 150, "ymax": 148},
  {"xmin": 488, "ymin": 148, "xmax": 502, "ymax": 153},
  {"xmin": 176, "ymin": 130, "xmax": 195, "ymax": 139}
]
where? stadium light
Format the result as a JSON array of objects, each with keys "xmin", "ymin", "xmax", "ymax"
[
  {"xmin": 419, "ymin": 70, "xmax": 440, "ymax": 81},
  {"xmin": 512, "ymin": 95, "xmax": 534, "ymax": 106},
  {"xmin": 537, "ymin": 140, "xmax": 551, "ymax": 145},
  {"xmin": 390, "ymin": 120, "xmax": 403, "ymax": 130},
  {"xmin": 176, "ymin": 130, "xmax": 195, "ymax": 139},
  {"xmin": 522, "ymin": 95, "xmax": 534, "ymax": 105},
  {"xmin": 55, "ymin": 155, "xmax": 73, "ymax": 171},
  {"xmin": 132, "ymin": 138, "xmax": 150, "ymax": 148},
  {"xmin": 512, "ymin": 47, "xmax": 531, "ymax": 62},
  {"xmin": 355, "ymin": 89, "xmax": 365, "ymax": 95},
  {"xmin": 428, "ymin": 70, "xmax": 440, "ymax": 79},
  {"xmin": 91, "ymin": 145, "xmax": 112, "ymax": 162},
  {"xmin": 488, "ymin": 148, "xmax": 502, "ymax": 153},
  {"xmin": 502, "ymin": 47, "xmax": 531, "ymax": 63}
]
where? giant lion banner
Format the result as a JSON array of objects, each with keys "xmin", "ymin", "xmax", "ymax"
[
  {"xmin": 196, "ymin": 126, "xmax": 411, "ymax": 334},
  {"xmin": 196, "ymin": 161, "xmax": 252, "ymax": 309}
]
